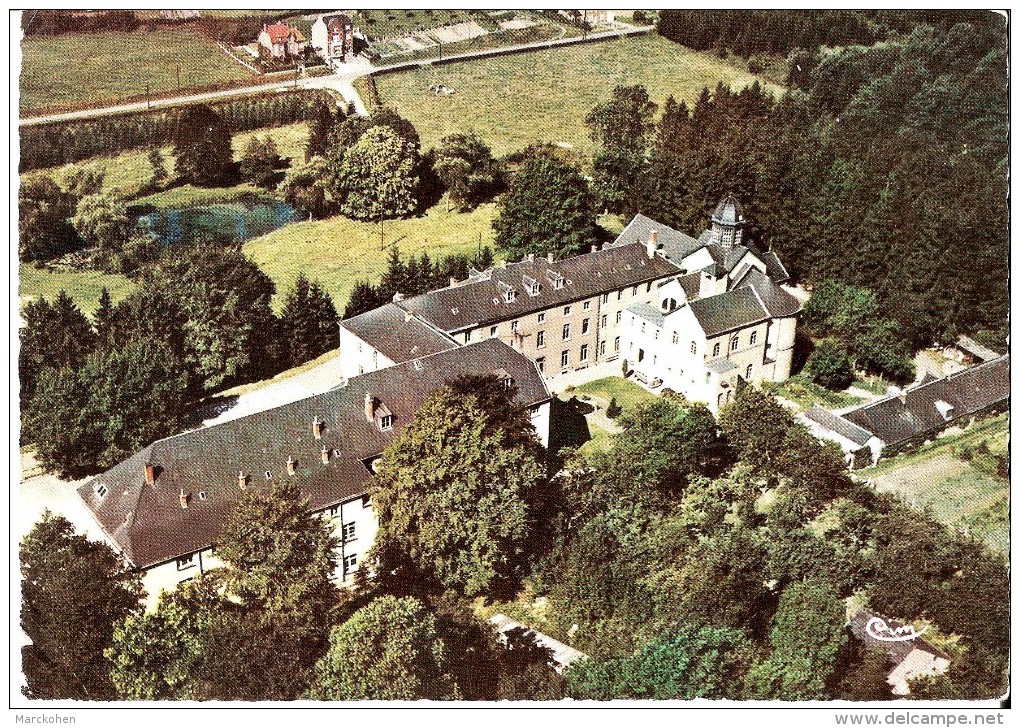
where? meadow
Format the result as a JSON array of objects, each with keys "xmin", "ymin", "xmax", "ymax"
[
  {"xmin": 20, "ymin": 28, "xmax": 251, "ymax": 113},
  {"xmin": 373, "ymin": 33, "xmax": 781, "ymax": 156}
]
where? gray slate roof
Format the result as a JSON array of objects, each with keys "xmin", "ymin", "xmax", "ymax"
[
  {"xmin": 398, "ymin": 242, "xmax": 680, "ymax": 333},
  {"xmin": 842, "ymin": 356, "xmax": 1009, "ymax": 446},
  {"xmin": 956, "ymin": 335, "xmax": 1001, "ymax": 363},
  {"xmin": 678, "ymin": 272, "xmax": 702, "ymax": 301},
  {"xmin": 689, "ymin": 287, "xmax": 769, "ymax": 337},
  {"xmin": 341, "ymin": 303, "xmax": 458, "ymax": 363},
  {"xmin": 712, "ymin": 194, "xmax": 745, "ymax": 226},
  {"xmin": 737, "ymin": 268, "xmax": 801, "ymax": 319},
  {"xmin": 802, "ymin": 405, "xmax": 874, "ymax": 447},
  {"xmin": 615, "ymin": 214, "xmax": 703, "ymax": 264},
  {"xmin": 79, "ymin": 340, "xmax": 550, "ymax": 569},
  {"xmin": 627, "ymin": 302, "xmax": 664, "ymax": 327}
]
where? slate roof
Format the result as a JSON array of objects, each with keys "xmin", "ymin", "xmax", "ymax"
[
  {"xmin": 849, "ymin": 609, "xmax": 948, "ymax": 666},
  {"xmin": 627, "ymin": 302, "xmax": 664, "ymax": 327},
  {"xmin": 956, "ymin": 335, "xmax": 1001, "ymax": 363},
  {"xmin": 678, "ymin": 272, "xmax": 702, "ymax": 301},
  {"xmin": 79, "ymin": 340, "xmax": 550, "ymax": 570},
  {"xmin": 802, "ymin": 406, "xmax": 874, "ymax": 447},
  {"xmin": 688, "ymin": 287, "xmax": 769, "ymax": 337},
  {"xmin": 341, "ymin": 303, "xmax": 458, "ymax": 363},
  {"xmin": 706, "ymin": 358, "xmax": 738, "ymax": 374},
  {"xmin": 842, "ymin": 356, "xmax": 1009, "ymax": 446},
  {"xmin": 712, "ymin": 194, "xmax": 745, "ymax": 226},
  {"xmin": 737, "ymin": 268, "xmax": 802, "ymax": 319},
  {"xmin": 398, "ymin": 242, "xmax": 680, "ymax": 333},
  {"xmin": 489, "ymin": 614, "xmax": 588, "ymax": 673},
  {"xmin": 615, "ymin": 214, "xmax": 703, "ymax": 264}
]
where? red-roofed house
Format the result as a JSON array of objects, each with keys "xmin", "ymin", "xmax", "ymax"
[{"xmin": 257, "ymin": 23, "xmax": 307, "ymax": 60}]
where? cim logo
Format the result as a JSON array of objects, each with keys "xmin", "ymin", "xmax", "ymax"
[{"xmin": 865, "ymin": 616, "xmax": 928, "ymax": 643}]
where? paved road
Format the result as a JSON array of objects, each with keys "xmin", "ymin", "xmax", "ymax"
[{"xmin": 20, "ymin": 24, "xmax": 653, "ymax": 126}]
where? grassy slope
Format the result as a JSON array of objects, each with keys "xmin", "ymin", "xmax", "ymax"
[
  {"xmin": 245, "ymin": 201, "xmax": 498, "ymax": 312},
  {"xmin": 20, "ymin": 28, "xmax": 251, "ymax": 112},
  {"xmin": 18, "ymin": 265, "xmax": 136, "ymax": 317},
  {"xmin": 862, "ymin": 414, "xmax": 1008, "ymax": 554},
  {"xmin": 374, "ymin": 33, "xmax": 781, "ymax": 156}
]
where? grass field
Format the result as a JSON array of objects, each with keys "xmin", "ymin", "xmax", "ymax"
[
  {"xmin": 373, "ymin": 34, "xmax": 782, "ymax": 156},
  {"xmin": 245, "ymin": 201, "xmax": 498, "ymax": 312},
  {"xmin": 358, "ymin": 9, "xmax": 487, "ymax": 39},
  {"xmin": 18, "ymin": 264, "xmax": 136, "ymax": 317},
  {"xmin": 863, "ymin": 414, "xmax": 1009, "ymax": 554},
  {"xmin": 20, "ymin": 28, "xmax": 252, "ymax": 113}
]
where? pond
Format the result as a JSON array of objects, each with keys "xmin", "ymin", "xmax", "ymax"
[{"xmin": 135, "ymin": 198, "xmax": 303, "ymax": 246}]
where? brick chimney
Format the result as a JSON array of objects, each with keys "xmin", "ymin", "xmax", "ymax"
[
  {"xmin": 547, "ymin": 252, "xmax": 554, "ymax": 263},
  {"xmin": 313, "ymin": 416, "xmax": 324, "ymax": 439},
  {"xmin": 144, "ymin": 463, "xmax": 156, "ymax": 486},
  {"xmin": 238, "ymin": 471, "xmax": 247, "ymax": 490},
  {"xmin": 647, "ymin": 230, "xmax": 658, "ymax": 259},
  {"xmin": 449, "ymin": 276, "xmax": 458, "ymax": 288},
  {"xmin": 179, "ymin": 489, "xmax": 188, "ymax": 509},
  {"xmin": 321, "ymin": 446, "xmax": 330, "ymax": 465},
  {"xmin": 287, "ymin": 456, "xmax": 296, "ymax": 476},
  {"xmin": 364, "ymin": 392, "xmax": 376, "ymax": 422}
]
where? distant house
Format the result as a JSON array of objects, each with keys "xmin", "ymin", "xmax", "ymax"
[
  {"xmin": 849, "ymin": 609, "xmax": 950, "ymax": 696},
  {"xmin": 800, "ymin": 354, "xmax": 1009, "ymax": 467},
  {"xmin": 258, "ymin": 23, "xmax": 307, "ymax": 60},
  {"xmin": 311, "ymin": 13, "xmax": 357, "ymax": 64},
  {"xmin": 489, "ymin": 614, "xmax": 588, "ymax": 674}
]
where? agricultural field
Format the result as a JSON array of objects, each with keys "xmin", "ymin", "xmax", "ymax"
[
  {"xmin": 244, "ymin": 201, "xmax": 498, "ymax": 313},
  {"xmin": 19, "ymin": 28, "xmax": 252, "ymax": 113},
  {"xmin": 373, "ymin": 33, "xmax": 781, "ymax": 156},
  {"xmin": 862, "ymin": 414, "xmax": 1009, "ymax": 554},
  {"xmin": 357, "ymin": 9, "xmax": 491, "ymax": 39},
  {"xmin": 18, "ymin": 264, "xmax": 136, "ymax": 317}
]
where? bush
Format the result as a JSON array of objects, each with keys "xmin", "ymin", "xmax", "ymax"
[
  {"xmin": 805, "ymin": 338, "xmax": 853, "ymax": 390},
  {"xmin": 606, "ymin": 397, "xmax": 622, "ymax": 419}
]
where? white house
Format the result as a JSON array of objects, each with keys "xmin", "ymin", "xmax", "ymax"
[{"xmin": 311, "ymin": 13, "xmax": 357, "ymax": 64}]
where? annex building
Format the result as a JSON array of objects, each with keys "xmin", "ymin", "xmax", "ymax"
[{"xmin": 340, "ymin": 197, "xmax": 801, "ymax": 411}]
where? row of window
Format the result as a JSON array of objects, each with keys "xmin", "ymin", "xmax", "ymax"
[
  {"xmin": 690, "ymin": 330, "xmax": 759, "ymax": 356},
  {"xmin": 601, "ymin": 282, "xmax": 653, "ymax": 304}
]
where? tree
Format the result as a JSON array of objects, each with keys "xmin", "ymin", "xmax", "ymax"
[
  {"xmin": 18, "ymin": 175, "xmax": 73, "ymax": 261},
  {"xmin": 280, "ymin": 156, "xmax": 333, "ymax": 219},
  {"xmin": 492, "ymin": 154, "xmax": 598, "ymax": 259},
  {"xmin": 18, "ymin": 291, "xmax": 98, "ymax": 408},
  {"xmin": 93, "ymin": 287, "xmax": 115, "ymax": 348},
  {"xmin": 277, "ymin": 273, "xmax": 339, "ymax": 368},
  {"xmin": 744, "ymin": 579, "xmax": 847, "ymax": 700},
  {"xmin": 332, "ymin": 125, "xmax": 420, "ymax": 221},
  {"xmin": 71, "ymin": 192, "xmax": 133, "ymax": 251},
  {"xmin": 718, "ymin": 385, "xmax": 797, "ymax": 475},
  {"xmin": 309, "ymin": 595, "xmax": 453, "ymax": 700},
  {"xmin": 171, "ymin": 104, "xmax": 234, "ymax": 187},
  {"xmin": 566, "ymin": 624, "xmax": 750, "ymax": 700},
  {"xmin": 147, "ymin": 148, "xmax": 168, "ymax": 186},
  {"xmin": 585, "ymin": 84, "xmax": 658, "ymax": 149},
  {"xmin": 20, "ymin": 512, "xmax": 143, "ymax": 699},
  {"xmin": 371, "ymin": 385, "xmax": 544, "ymax": 596},
  {"xmin": 433, "ymin": 133, "xmax": 500, "ymax": 211},
  {"xmin": 305, "ymin": 97, "xmax": 335, "ymax": 161},
  {"xmin": 239, "ymin": 135, "xmax": 282, "ymax": 189},
  {"xmin": 61, "ymin": 164, "xmax": 105, "ymax": 204},
  {"xmin": 806, "ymin": 337, "xmax": 853, "ymax": 389}
]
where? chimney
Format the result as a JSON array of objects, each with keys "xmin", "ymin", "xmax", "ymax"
[
  {"xmin": 449, "ymin": 276, "xmax": 458, "ymax": 288},
  {"xmin": 144, "ymin": 463, "xmax": 156, "ymax": 486},
  {"xmin": 527, "ymin": 252, "xmax": 535, "ymax": 263},
  {"xmin": 547, "ymin": 252, "xmax": 554, "ymax": 263},
  {"xmin": 392, "ymin": 291, "xmax": 405, "ymax": 303},
  {"xmin": 647, "ymin": 230, "xmax": 658, "ymax": 259},
  {"xmin": 898, "ymin": 391, "xmax": 908, "ymax": 406},
  {"xmin": 238, "ymin": 471, "xmax": 247, "ymax": 490},
  {"xmin": 179, "ymin": 489, "xmax": 188, "ymax": 509},
  {"xmin": 287, "ymin": 456, "xmax": 296, "ymax": 476},
  {"xmin": 591, "ymin": 243, "xmax": 599, "ymax": 254},
  {"xmin": 321, "ymin": 446, "xmax": 330, "ymax": 465},
  {"xmin": 313, "ymin": 416, "xmax": 324, "ymax": 439},
  {"xmin": 364, "ymin": 392, "xmax": 376, "ymax": 422}
]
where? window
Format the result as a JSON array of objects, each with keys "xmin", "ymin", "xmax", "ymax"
[
  {"xmin": 713, "ymin": 342, "xmax": 721, "ymax": 357},
  {"xmin": 602, "ymin": 293, "xmax": 609, "ymax": 304},
  {"xmin": 563, "ymin": 305, "xmax": 571, "ymax": 315},
  {"xmin": 380, "ymin": 414, "xmax": 393, "ymax": 431},
  {"xmin": 583, "ymin": 300, "xmax": 591, "ymax": 310},
  {"xmin": 511, "ymin": 320, "xmax": 519, "ymax": 333},
  {"xmin": 95, "ymin": 484, "xmax": 108, "ymax": 498},
  {"xmin": 561, "ymin": 350, "xmax": 569, "ymax": 368},
  {"xmin": 653, "ymin": 354, "xmax": 657, "ymax": 365},
  {"xmin": 372, "ymin": 351, "xmax": 378, "ymax": 367},
  {"xmin": 538, "ymin": 312, "xmax": 546, "ymax": 324},
  {"xmin": 672, "ymin": 332, "xmax": 679, "ymax": 345},
  {"xmin": 599, "ymin": 340, "xmax": 606, "ymax": 357},
  {"xmin": 502, "ymin": 377, "xmax": 515, "ymax": 390},
  {"xmin": 265, "ymin": 470, "xmax": 273, "ymax": 480},
  {"xmin": 343, "ymin": 553, "xmax": 358, "ymax": 572},
  {"xmin": 327, "ymin": 504, "xmax": 340, "ymax": 518},
  {"xmin": 358, "ymin": 342, "xmax": 362, "ymax": 353},
  {"xmin": 536, "ymin": 330, "xmax": 546, "ymax": 348},
  {"xmin": 342, "ymin": 522, "xmax": 356, "ymax": 542},
  {"xmin": 562, "ymin": 323, "xmax": 570, "ymax": 340},
  {"xmin": 358, "ymin": 365, "xmax": 364, "ymax": 375},
  {"xmin": 750, "ymin": 331, "xmax": 758, "ymax": 345},
  {"xmin": 617, "ymin": 291, "xmax": 623, "ymax": 301},
  {"xmin": 641, "ymin": 322, "xmax": 646, "ymax": 333},
  {"xmin": 654, "ymin": 330, "xmax": 659, "ymax": 340},
  {"xmin": 464, "ymin": 330, "xmax": 472, "ymax": 344},
  {"xmin": 490, "ymin": 326, "xmax": 497, "ymax": 338},
  {"xmin": 176, "ymin": 554, "xmax": 196, "ymax": 571},
  {"xmin": 746, "ymin": 364, "xmax": 753, "ymax": 380},
  {"xmin": 536, "ymin": 356, "xmax": 545, "ymax": 373},
  {"xmin": 580, "ymin": 344, "xmax": 589, "ymax": 362},
  {"xmin": 198, "ymin": 491, "xmax": 208, "ymax": 501},
  {"xmin": 616, "ymin": 311, "xmax": 623, "ymax": 324},
  {"xmin": 503, "ymin": 288, "xmax": 516, "ymax": 303},
  {"xmin": 690, "ymin": 342, "xmax": 697, "ymax": 354},
  {"xmin": 730, "ymin": 336, "xmax": 739, "ymax": 351},
  {"xmin": 614, "ymin": 336, "xmax": 620, "ymax": 352},
  {"xmin": 582, "ymin": 318, "xmax": 590, "ymax": 335},
  {"xmin": 646, "ymin": 282, "xmax": 652, "ymax": 293},
  {"xmin": 601, "ymin": 314, "xmax": 608, "ymax": 328}
]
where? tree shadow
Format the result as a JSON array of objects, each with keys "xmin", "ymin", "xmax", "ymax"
[
  {"xmin": 182, "ymin": 394, "xmax": 240, "ymax": 430},
  {"xmin": 547, "ymin": 397, "xmax": 592, "ymax": 454}
]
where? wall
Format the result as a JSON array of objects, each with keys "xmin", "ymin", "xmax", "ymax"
[
  {"xmin": 140, "ymin": 547, "xmax": 226, "ymax": 611},
  {"xmin": 337, "ymin": 324, "xmax": 394, "ymax": 379}
]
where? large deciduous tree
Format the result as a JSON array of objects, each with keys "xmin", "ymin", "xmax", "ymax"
[
  {"xmin": 18, "ymin": 175, "xmax": 74, "ymax": 261},
  {"xmin": 171, "ymin": 104, "xmax": 234, "ymax": 187},
  {"xmin": 18, "ymin": 291, "xmax": 98, "ymax": 408},
  {"xmin": 20, "ymin": 512, "xmax": 143, "ymax": 700},
  {"xmin": 330, "ymin": 125, "xmax": 420, "ymax": 221},
  {"xmin": 432, "ymin": 133, "xmax": 500, "ymax": 211},
  {"xmin": 71, "ymin": 192, "xmax": 133, "ymax": 251}
]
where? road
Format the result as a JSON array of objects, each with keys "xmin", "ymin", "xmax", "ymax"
[{"xmin": 19, "ymin": 24, "xmax": 653, "ymax": 126}]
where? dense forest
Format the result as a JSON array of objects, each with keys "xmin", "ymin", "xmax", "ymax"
[{"xmin": 599, "ymin": 15, "xmax": 1007, "ymax": 348}]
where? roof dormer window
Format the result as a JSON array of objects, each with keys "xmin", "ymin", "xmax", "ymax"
[
  {"xmin": 380, "ymin": 414, "xmax": 393, "ymax": 431},
  {"xmin": 547, "ymin": 270, "xmax": 565, "ymax": 290},
  {"xmin": 522, "ymin": 275, "xmax": 541, "ymax": 296},
  {"xmin": 497, "ymin": 281, "xmax": 516, "ymax": 303},
  {"xmin": 95, "ymin": 484, "xmax": 108, "ymax": 498}
]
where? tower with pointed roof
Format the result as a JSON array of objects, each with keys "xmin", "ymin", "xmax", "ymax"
[{"xmin": 710, "ymin": 194, "xmax": 745, "ymax": 250}]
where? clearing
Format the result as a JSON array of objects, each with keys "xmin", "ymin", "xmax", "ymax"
[
  {"xmin": 862, "ymin": 414, "xmax": 1009, "ymax": 554},
  {"xmin": 372, "ymin": 33, "xmax": 781, "ymax": 156},
  {"xmin": 18, "ymin": 265, "xmax": 136, "ymax": 317},
  {"xmin": 20, "ymin": 28, "xmax": 252, "ymax": 114}
]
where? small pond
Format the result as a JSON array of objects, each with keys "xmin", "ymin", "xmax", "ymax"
[{"xmin": 135, "ymin": 197, "xmax": 303, "ymax": 246}]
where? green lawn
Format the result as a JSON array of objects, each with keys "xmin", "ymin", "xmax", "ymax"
[
  {"xmin": 20, "ymin": 28, "xmax": 252, "ymax": 113},
  {"xmin": 373, "ymin": 34, "xmax": 782, "ymax": 156},
  {"xmin": 763, "ymin": 374, "xmax": 867, "ymax": 410},
  {"xmin": 863, "ymin": 414, "xmax": 1009, "ymax": 554},
  {"xmin": 245, "ymin": 201, "xmax": 498, "ymax": 312},
  {"xmin": 572, "ymin": 377, "xmax": 656, "ymax": 415},
  {"xmin": 19, "ymin": 264, "xmax": 136, "ymax": 317}
]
